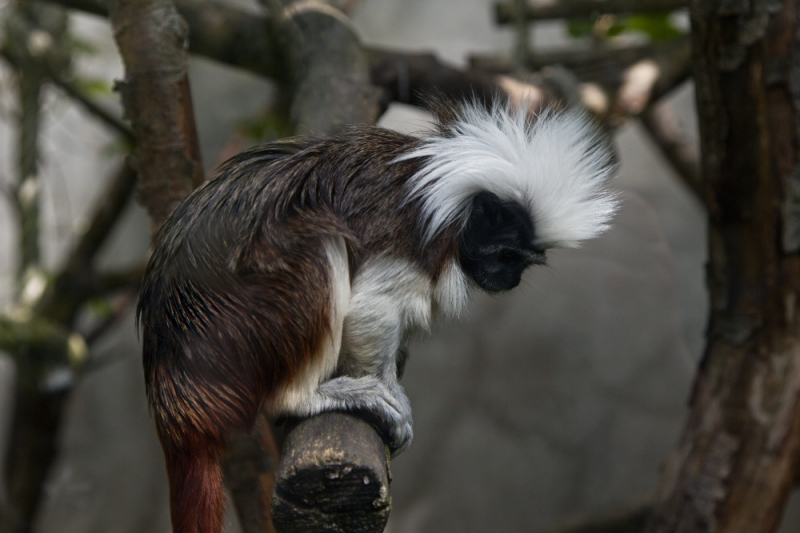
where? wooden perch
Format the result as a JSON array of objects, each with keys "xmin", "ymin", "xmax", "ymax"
[{"xmin": 271, "ymin": 414, "xmax": 391, "ymax": 533}]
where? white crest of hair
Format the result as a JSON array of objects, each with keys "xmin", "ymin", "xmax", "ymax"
[{"xmin": 400, "ymin": 101, "xmax": 618, "ymax": 248}]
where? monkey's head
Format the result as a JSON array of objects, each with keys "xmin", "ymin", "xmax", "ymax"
[
  {"xmin": 402, "ymin": 102, "xmax": 618, "ymax": 293},
  {"xmin": 458, "ymin": 191, "xmax": 543, "ymax": 292}
]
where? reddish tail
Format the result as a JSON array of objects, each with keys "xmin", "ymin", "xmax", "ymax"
[{"xmin": 162, "ymin": 436, "xmax": 226, "ymax": 533}]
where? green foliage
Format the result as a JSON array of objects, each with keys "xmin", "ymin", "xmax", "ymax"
[
  {"xmin": 85, "ymin": 297, "xmax": 114, "ymax": 319},
  {"xmin": 72, "ymin": 77, "xmax": 112, "ymax": 97},
  {"xmin": 567, "ymin": 11, "xmax": 684, "ymax": 42}
]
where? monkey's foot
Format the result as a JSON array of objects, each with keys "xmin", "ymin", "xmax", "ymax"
[{"xmin": 315, "ymin": 376, "xmax": 414, "ymax": 456}]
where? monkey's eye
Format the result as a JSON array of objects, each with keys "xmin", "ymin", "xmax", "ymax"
[{"xmin": 498, "ymin": 249, "xmax": 522, "ymax": 262}]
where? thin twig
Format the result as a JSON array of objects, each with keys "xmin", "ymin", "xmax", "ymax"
[{"xmin": 0, "ymin": 50, "xmax": 134, "ymax": 142}]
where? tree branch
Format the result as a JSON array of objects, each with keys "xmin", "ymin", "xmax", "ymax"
[
  {"xmin": 265, "ymin": 0, "xmax": 382, "ymax": 134},
  {"xmin": 368, "ymin": 47, "xmax": 561, "ymax": 112},
  {"xmin": 640, "ymin": 102, "xmax": 701, "ymax": 201},
  {"xmin": 471, "ymin": 37, "xmax": 691, "ymax": 121},
  {"xmin": 39, "ymin": 0, "xmax": 567, "ymax": 116},
  {"xmin": 107, "ymin": 0, "xmax": 204, "ymax": 230},
  {"xmin": 0, "ymin": 48, "xmax": 133, "ymax": 142},
  {"xmin": 494, "ymin": 0, "xmax": 688, "ymax": 25},
  {"xmin": 0, "ymin": 310, "xmax": 87, "ymax": 533},
  {"xmin": 223, "ymin": 414, "xmax": 280, "ymax": 533}
]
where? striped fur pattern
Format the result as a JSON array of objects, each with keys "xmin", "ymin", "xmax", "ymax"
[{"xmin": 136, "ymin": 101, "xmax": 616, "ymax": 533}]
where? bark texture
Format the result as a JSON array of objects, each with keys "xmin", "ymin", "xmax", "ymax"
[
  {"xmin": 271, "ymin": 414, "xmax": 391, "ymax": 533},
  {"xmin": 646, "ymin": 1, "xmax": 800, "ymax": 532},
  {"xmin": 107, "ymin": 0, "xmax": 203, "ymax": 229},
  {"xmin": 266, "ymin": 0, "xmax": 383, "ymax": 135}
]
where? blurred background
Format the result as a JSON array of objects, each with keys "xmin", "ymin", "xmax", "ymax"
[{"xmin": 1, "ymin": 0, "xmax": 798, "ymax": 532}]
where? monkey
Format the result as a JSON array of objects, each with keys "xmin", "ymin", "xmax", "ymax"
[{"xmin": 136, "ymin": 100, "xmax": 617, "ymax": 533}]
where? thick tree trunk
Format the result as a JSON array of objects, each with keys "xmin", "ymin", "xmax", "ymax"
[{"xmin": 646, "ymin": 1, "xmax": 800, "ymax": 532}]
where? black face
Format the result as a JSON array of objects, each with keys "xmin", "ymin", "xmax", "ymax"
[{"xmin": 458, "ymin": 191, "xmax": 545, "ymax": 292}]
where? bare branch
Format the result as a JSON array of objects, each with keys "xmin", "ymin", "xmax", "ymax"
[
  {"xmin": 0, "ymin": 49, "xmax": 134, "ymax": 142},
  {"xmin": 640, "ymin": 102, "xmax": 702, "ymax": 201},
  {"xmin": 3, "ymin": 7, "xmax": 60, "ymax": 285},
  {"xmin": 0, "ymin": 309, "xmax": 86, "ymax": 533},
  {"xmin": 81, "ymin": 288, "xmax": 138, "ymax": 347},
  {"xmin": 39, "ymin": 0, "xmax": 567, "ymax": 116},
  {"xmin": 495, "ymin": 0, "xmax": 688, "ymax": 25},
  {"xmin": 471, "ymin": 37, "xmax": 692, "ymax": 120},
  {"xmin": 264, "ymin": 0, "xmax": 382, "ymax": 135},
  {"xmin": 260, "ymin": 2, "xmax": 391, "ymax": 530},
  {"xmin": 368, "ymin": 47, "xmax": 561, "ymax": 113}
]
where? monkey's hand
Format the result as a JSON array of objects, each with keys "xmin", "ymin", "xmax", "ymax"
[{"xmin": 313, "ymin": 376, "xmax": 413, "ymax": 456}]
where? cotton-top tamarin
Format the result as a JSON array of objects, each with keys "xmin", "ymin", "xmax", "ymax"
[{"xmin": 137, "ymin": 101, "xmax": 617, "ymax": 533}]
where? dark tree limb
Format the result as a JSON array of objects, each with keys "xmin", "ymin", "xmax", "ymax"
[
  {"xmin": 0, "ymin": 48, "xmax": 133, "ymax": 142},
  {"xmin": 35, "ymin": 0, "xmax": 282, "ymax": 78},
  {"xmin": 367, "ymin": 47, "xmax": 562, "ymax": 112},
  {"xmin": 646, "ymin": 1, "xmax": 800, "ymax": 531},
  {"xmin": 494, "ymin": 0, "xmax": 688, "ymax": 25},
  {"xmin": 106, "ymin": 0, "xmax": 204, "ymax": 230},
  {"xmin": 0, "ymin": 6, "xmax": 75, "ymax": 533},
  {"xmin": 0, "ymin": 311, "xmax": 86, "ymax": 533},
  {"xmin": 103, "ymin": 2, "xmax": 288, "ymax": 533},
  {"xmin": 472, "ymin": 37, "xmax": 691, "ymax": 122}
]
